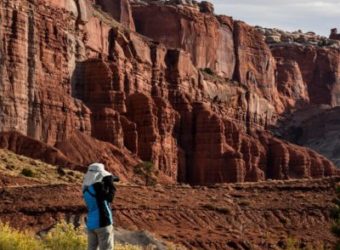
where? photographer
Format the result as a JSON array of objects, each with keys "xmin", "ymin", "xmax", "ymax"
[{"xmin": 82, "ymin": 163, "xmax": 119, "ymax": 250}]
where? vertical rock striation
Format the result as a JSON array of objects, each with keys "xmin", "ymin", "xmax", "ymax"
[{"xmin": 0, "ymin": 0, "xmax": 338, "ymax": 184}]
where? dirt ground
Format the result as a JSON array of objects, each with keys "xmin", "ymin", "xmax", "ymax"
[{"xmin": 0, "ymin": 175, "xmax": 338, "ymax": 250}]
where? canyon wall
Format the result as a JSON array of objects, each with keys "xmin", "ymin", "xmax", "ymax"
[{"xmin": 0, "ymin": 0, "xmax": 338, "ymax": 184}]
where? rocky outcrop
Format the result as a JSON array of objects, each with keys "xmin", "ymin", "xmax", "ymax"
[
  {"xmin": 257, "ymin": 27, "xmax": 340, "ymax": 47},
  {"xmin": 177, "ymin": 102, "xmax": 336, "ymax": 184},
  {"xmin": 54, "ymin": 131, "xmax": 141, "ymax": 180},
  {"xmin": 130, "ymin": 2, "xmax": 284, "ymax": 112},
  {"xmin": 131, "ymin": 1, "xmax": 236, "ymax": 79},
  {"xmin": 0, "ymin": 0, "xmax": 338, "ymax": 184},
  {"xmin": 0, "ymin": 0, "xmax": 92, "ymax": 146},
  {"xmin": 199, "ymin": 1, "xmax": 214, "ymax": 14},
  {"xmin": 271, "ymin": 46, "xmax": 340, "ymax": 107},
  {"xmin": 277, "ymin": 106, "xmax": 340, "ymax": 168},
  {"xmin": 233, "ymin": 21, "xmax": 284, "ymax": 112},
  {"xmin": 258, "ymin": 26, "xmax": 340, "ymax": 109},
  {"xmin": 330, "ymin": 28, "xmax": 340, "ymax": 41},
  {"xmin": 0, "ymin": 132, "xmax": 77, "ymax": 168},
  {"xmin": 93, "ymin": 0, "xmax": 135, "ymax": 30},
  {"xmin": 0, "ymin": 131, "xmax": 141, "ymax": 181},
  {"xmin": 125, "ymin": 94, "xmax": 179, "ymax": 179}
]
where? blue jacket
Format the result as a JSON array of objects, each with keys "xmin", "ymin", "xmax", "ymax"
[{"xmin": 83, "ymin": 175, "xmax": 116, "ymax": 230}]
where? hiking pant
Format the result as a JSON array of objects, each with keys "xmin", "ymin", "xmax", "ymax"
[{"xmin": 87, "ymin": 225, "xmax": 114, "ymax": 250}]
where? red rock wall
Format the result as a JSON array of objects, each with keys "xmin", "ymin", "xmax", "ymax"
[
  {"xmin": 132, "ymin": 3, "xmax": 236, "ymax": 79},
  {"xmin": 131, "ymin": 2, "xmax": 340, "ymax": 111},
  {"xmin": 94, "ymin": 0, "xmax": 135, "ymax": 31},
  {"xmin": 272, "ymin": 46, "xmax": 340, "ymax": 107},
  {"xmin": 0, "ymin": 0, "xmax": 91, "ymax": 145},
  {"xmin": 330, "ymin": 28, "xmax": 340, "ymax": 40},
  {"xmin": 0, "ymin": 0, "xmax": 338, "ymax": 184},
  {"xmin": 233, "ymin": 21, "xmax": 284, "ymax": 113}
]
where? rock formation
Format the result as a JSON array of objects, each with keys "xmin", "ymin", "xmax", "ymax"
[
  {"xmin": 330, "ymin": 28, "xmax": 340, "ymax": 41},
  {"xmin": 0, "ymin": 0, "xmax": 338, "ymax": 184},
  {"xmin": 275, "ymin": 106, "xmax": 340, "ymax": 168},
  {"xmin": 271, "ymin": 45, "xmax": 340, "ymax": 107},
  {"xmin": 93, "ymin": 0, "xmax": 136, "ymax": 31}
]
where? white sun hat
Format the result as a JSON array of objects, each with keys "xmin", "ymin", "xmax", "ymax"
[{"xmin": 82, "ymin": 163, "xmax": 112, "ymax": 188}]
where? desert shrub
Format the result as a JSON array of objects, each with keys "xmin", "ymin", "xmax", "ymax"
[
  {"xmin": 0, "ymin": 222, "xmax": 43, "ymax": 250},
  {"xmin": 0, "ymin": 221, "xmax": 157, "ymax": 250},
  {"xmin": 43, "ymin": 221, "xmax": 87, "ymax": 250},
  {"xmin": 44, "ymin": 222, "xmax": 147, "ymax": 250},
  {"xmin": 115, "ymin": 244, "xmax": 142, "ymax": 250},
  {"xmin": 133, "ymin": 162, "xmax": 157, "ymax": 186},
  {"xmin": 331, "ymin": 185, "xmax": 340, "ymax": 249},
  {"xmin": 56, "ymin": 166, "xmax": 66, "ymax": 176},
  {"xmin": 21, "ymin": 168, "xmax": 35, "ymax": 178},
  {"xmin": 286, "ymin": 237, "xmax": 298, "ymax": 250}
]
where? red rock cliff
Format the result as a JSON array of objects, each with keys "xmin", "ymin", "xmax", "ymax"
[
  {"xmin": 93, "ymin": 0, "xmax": 135, "ymax": 31},
  {"xmin": 0, "ymin": 0, "xmax": 338, "ymax": 184}
]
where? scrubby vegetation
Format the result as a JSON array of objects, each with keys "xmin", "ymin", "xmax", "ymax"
[
  {"xmin": 0, "ymin": 222, "xmax": 43, "ymax": 250},
  {"xmin": 133, "ymin": 161, "xmax": 158, "ymax": 186},
  {"xmin": 0, "ymin": 222, "xmax": 144, "ymax": 250},
  {"xmin": 0, "ymin": 149, "xmax": 83, "ymax": 184},
  {"xmin": 331, "ymin": 185, "xmax": 340, "ymax": 249},
  {"xmin": 20, "ymin": 168, "xmax": 36, "ymax": 178},
  {"xmin": 43, "ymin": 221, "xmax": 87, "ymax": 250}
]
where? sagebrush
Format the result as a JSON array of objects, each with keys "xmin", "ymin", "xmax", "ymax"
[{"xmin": 0, "ymin": 222, "xmax": 144, "ymax": 250}]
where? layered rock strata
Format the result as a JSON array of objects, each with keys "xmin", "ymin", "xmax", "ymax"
[
  {"xmin": 275, "ymin": 106, "xmax": 340, "ymax": 168},
  {"xmin": 93, "ymin": 0, "xmax": 135, "ymax": 31},
  {"xmin": 1, "ymin": 177, "xmax": 339, "ymax": 249},
  {"xmin": 0, "ymin": 0, "xmax": 338, "ymax": 184}
]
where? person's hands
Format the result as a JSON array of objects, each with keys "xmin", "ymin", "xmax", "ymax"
[{"xmin": 112, "ymin": 176, "xmax": 120, "ymax": 182}]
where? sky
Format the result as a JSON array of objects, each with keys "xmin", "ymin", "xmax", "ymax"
[{"xmin": 209, "ymin": 0, "xmax": 340, "ymax": 36}]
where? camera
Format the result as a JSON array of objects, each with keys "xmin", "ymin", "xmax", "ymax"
[{"xmin": 112, "ymin": 175, "xmax": 120, "ymax": 182}]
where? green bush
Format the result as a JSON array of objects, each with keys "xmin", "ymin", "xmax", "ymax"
[
  {"xmin": 286, "ymin": 237, "xmax": 298, "ymax": 250},
  {"xmin": 134, "ymin": 162, "xmax": 157, "ymax": 186},
  {"xmin": 0, "ymin": 221, "xmax": 150, "ymax": 250},
  {"xmin": 21, "ymin": 168, "xmax": 35, "ymax": 178},
  {"xmin": 0, "ymin": 222, "xmax": 43, "ymax": 250},
  {"xmin": 44, "ymin": 221, "xmax": 87, "ymax": 250}
]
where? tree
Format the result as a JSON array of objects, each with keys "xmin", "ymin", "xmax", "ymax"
[{"xmin": 133, "ymin": 161, "xmax": 157, "ymax": 186}]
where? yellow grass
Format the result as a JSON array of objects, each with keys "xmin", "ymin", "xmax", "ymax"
[{"xmin": 0, "ymin": 222, "xmax": 148, "ymax": 250}]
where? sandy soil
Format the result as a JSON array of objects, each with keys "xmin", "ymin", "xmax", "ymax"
[{"xmin": 0, "ymin": 176, "xmax": 338, "ymax": 249}]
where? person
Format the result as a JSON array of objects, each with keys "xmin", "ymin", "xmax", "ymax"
[{"xmin": 82, "ymin": 163, "xmax": 119, "ymax": 250}]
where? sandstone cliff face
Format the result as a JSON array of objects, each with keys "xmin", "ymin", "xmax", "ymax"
[
  {"xmin": 93, "ymin": 0, "xmax": 135, "ymax": 31},
  {"xmin": 0, "ymin": 0, "xmax": 338, "ymax": 184},
  {"xmin": 271, "ymin": 46, "xmax": 340, "ymax": 107},
  {"xmin": 131, "ymin": 1, "xmax": 340, "ymax": 112},
  {"xmin": 131, "ymin": 2, "xmax": 284, "ymax": 111},
  {"xmin": 131, "ymin": 2, "xmax": 236, "ymax": 79},
  {"xmin": 276, "ymin": 106, "xmax": 340, "ymax": 169},
  {"xmin": 0, "ymin": 0, "xmax": 92, "ymax": 146}
]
